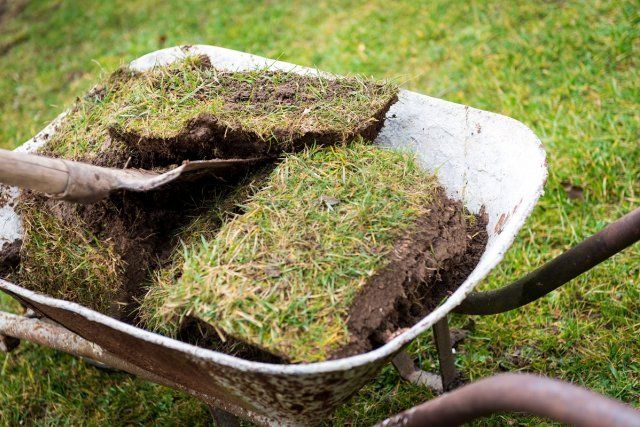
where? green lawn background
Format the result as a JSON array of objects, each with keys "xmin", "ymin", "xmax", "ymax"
[{"xmin": 0, "ymin": 0, "xmax": 638, "ymax": 425}]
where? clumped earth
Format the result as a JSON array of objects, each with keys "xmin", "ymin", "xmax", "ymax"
[
  {"xmin": 141, "ymin": 142, "xmax": 487, "ymax": 363},
  {"xmin": 14, "ymin": 56, "xmax": 398, "ymax": 322},
  {"xmin": 0, "ymin": 239, "xmax": 20, "ymax": 278}
]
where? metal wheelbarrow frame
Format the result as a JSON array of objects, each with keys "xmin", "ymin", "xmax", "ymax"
[{"xmin": 1, "ymin": 45, "xmax": 636, "ymax": 425}]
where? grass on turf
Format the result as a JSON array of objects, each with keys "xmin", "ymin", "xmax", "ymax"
[
  {"xmin": 141, "ymin": 141, "xmax": 438, "ymax": 363},
  {"xmin": 41, "ymin": 54, "xmax": 397, "ymax": 164},
  {"xmin": 14, "ymin": 52, "xmax": 397, "ymax": 318}
]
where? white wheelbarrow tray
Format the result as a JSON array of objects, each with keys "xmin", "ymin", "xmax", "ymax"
[{"xmin": 0, "ymin": 45, "xmax": 547, "ymax": 425}]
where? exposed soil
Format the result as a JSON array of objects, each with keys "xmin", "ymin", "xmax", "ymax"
[
  {"xmin": 332, "ymin": 188, "xmax": 488, "ymax": 359},
  {"xmin": 177, "ymin": 316, "xmax": 284, "ymax": 364},
  {"xmin": 0, "ymin": 239, "xmax": 21, "ymax": 277}
]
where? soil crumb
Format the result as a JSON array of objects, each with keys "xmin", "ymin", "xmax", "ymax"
[{"xmin": 0, "ymin": 239, "xmax": 21, "ymax": 278}]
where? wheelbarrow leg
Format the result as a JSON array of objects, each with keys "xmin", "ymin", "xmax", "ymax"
[
  {"xmin": 391, "ymin": 315, "xmax": 459, "ymax": 393},
  {"xmin": 209, "ymin": 406, "xmax": 241, "ymax": 427},
  {"xmin": 432, "ymin": 316, "xmax": 459, "ymax": 391},
  {"xmin": 391, "ymin": 351, "xmax": 443, "ymax": 393}
]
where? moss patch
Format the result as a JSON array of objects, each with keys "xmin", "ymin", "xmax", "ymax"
[{"xmin": 140, "ymin": 142, "xmax": 485, "ymax": 363}]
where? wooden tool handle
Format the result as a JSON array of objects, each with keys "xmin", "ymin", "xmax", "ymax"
[
  {"xmin": 0, "ymin": 149, "xmax": 69, "ymax": 195},
  {"xmin": 0, "ymin": 149, "xmax": 134, "ymax": 203}
]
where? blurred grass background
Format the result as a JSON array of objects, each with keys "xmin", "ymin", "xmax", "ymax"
[{"xmin": 0, "ymin": 0, "xmax": 638, "ymax": 425}]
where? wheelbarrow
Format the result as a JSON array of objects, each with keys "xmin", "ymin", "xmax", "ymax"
[{"xmin": 0, "ymin": 45, "xmax": 638, "ymax": 426}]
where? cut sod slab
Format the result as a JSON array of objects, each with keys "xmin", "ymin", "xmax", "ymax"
[
  {"xmin": 15, "ymin": 56, "xmax": 397, "ymax": 320},
  {"xmin": 140, "ymin": 142, "xmax": 487, "ymax": 363},
  {"xmin": 43, "ymin": 55, "xmax": 398, "ymax": 167}
]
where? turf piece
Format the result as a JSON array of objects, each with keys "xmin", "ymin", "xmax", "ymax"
[
  {"xmin": 43, "ymin": 55, "xmax": 398, "ymax": 167},
  {"xmin": 141, "ymin": 142, "xmax": 487, "ymax": 363}
]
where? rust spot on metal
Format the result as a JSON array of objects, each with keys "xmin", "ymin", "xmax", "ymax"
[
  {"xmin": 494, "ymin": 213, "xmax": 508, "ymax": 234},
  {"xmin": 512, "ymin": 198, "xmax": 523, "ymax": 214}
]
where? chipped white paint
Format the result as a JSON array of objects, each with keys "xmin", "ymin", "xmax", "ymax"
[
  {"xmin": 0, "ymin": 185, "xmax": 20, "ymax": 250},
  {"xmin": 0, "ymin": 46, "xmax": 547, "ymax": 423},
  {"xmin": 0, "ymin": 111, "xmax": 67, "ymax": 251}
]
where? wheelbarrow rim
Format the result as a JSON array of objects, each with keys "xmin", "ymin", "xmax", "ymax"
[{"xmin": 0, "ymin": 45, "xmax": 548, "ymax": 376}]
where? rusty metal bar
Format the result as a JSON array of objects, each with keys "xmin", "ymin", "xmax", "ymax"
[
  {"xmin": 0, "ymin": 310, "xmax": 263, "ymax": 424},
  {"xmin": 378, "ymin": 373, "xmax": 640, "ymax": 427},
  {"xmin": 0, "ymin": 310, "xmax": 211, "ymax": 392},
  {"xmin": 0, "ymin": 311, "xmax": 167, "ymax": 382},
  {"xmin": 391, "ymin": 351, "xmax": 443, "ymax": 393},
  {"xmin": 456, "ymin": 206, "xmax": 640, "ymax": 315},
  {"xmin": 0, "ymin": 311, "xmax": 104, "ymax": 359},
  {"xmin": 432, "ymin": 317, "xmax": 458, "ymax": 391}
]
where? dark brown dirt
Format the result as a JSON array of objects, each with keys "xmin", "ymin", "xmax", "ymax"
[
  {"xmin": 178, "ymin": 316, "xmax": 284, "ymax": 364},
  {"xmin": 0, "ymin": 239, "xmax": 21, "ymax": 278},
  {"xmin": 331, "ymin": 188, "xmax": 488, "ymax": 359}
]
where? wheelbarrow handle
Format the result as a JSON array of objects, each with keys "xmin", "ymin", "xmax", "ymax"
[
  {"xmin": 0, "ymin": 148, "xmax": 70, "ymax": 196},
  {"xmin": 378, "ymin": 373, "xmax": 640, "ymax": 427},
  {"xmin": 456, "ymin": 206, "xmax": 640, "ymax": 315},
  {"xmin": 0, "ymin": 308, "xmax": 175, "ymax": 391}
]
